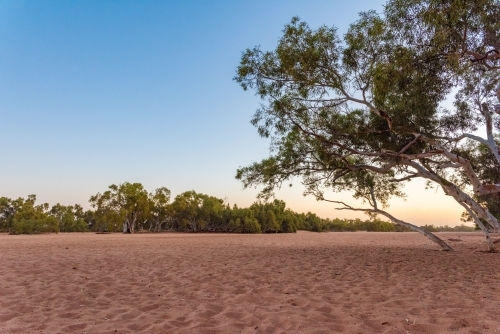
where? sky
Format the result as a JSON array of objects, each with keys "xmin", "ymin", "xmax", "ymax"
[{"xmin": 0, "ymin": 0, "xmax": 469, "ymax": 226}]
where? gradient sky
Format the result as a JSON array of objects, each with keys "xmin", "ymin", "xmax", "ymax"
[{"xmin": 0, "ymin": 0, "xmax": 469, "ymax": 226}]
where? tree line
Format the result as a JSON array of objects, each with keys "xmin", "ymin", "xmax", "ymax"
[{"xmin": 0, "ymin": 182, "xmax": 473, "ymax": 234}]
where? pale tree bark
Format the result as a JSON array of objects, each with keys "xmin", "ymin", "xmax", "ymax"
[
  {"xmin": 122, "ymin": 218, "xmax": 133, "ymax": 233},
  {"xmin": 122, "ymin": 215, "xmax": 138, "ymax": 233},
  {"xmin": 403, "ymin": 160, "xmax": 500, "ymax": 232},
  {"xmin": 188, "ymin": 218, "xmax": 197, "ymax": 232},
  {"xmin": 417, "ymin": 135, "xmax": 500, "ymax": 196},
  {"xmin": 154, "ymin": 220, "xmax": 161, "ymax": 232},
  {"xmin": 457, "ymin": 201, "xmax": 496, "ymax": 252},
  {"xmin": 289, "ymin": 90, "xmax": 500, "ymax": 232},
  {"xmin": 449, "ymin": 76, "xmax": 500, "ymax": 210},
  {"xmin": 372, "ymin": 209, "xmax": 454, "ymax": 252},
  {"xmin": 496, "ymin": 81, "xmax": 500, "ymax": 113},
  {"xmin": 320, "ymin": 195, "xmax": 454, "ymax": 251},
  {"xmin": 129, "ymin": 213, "xmax": 139, "ymax": 233}
]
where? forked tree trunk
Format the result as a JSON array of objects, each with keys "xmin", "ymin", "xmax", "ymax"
[
  {"xmin": 404, "ymin": 160, "xmax": 500, "ymax": 248},
  {"xmin": 130, "ymin": 216, "xmax": 137, "ymax": 233},
  {"xmin": 122, "ymin": 221, "xmax": 130, "ymax": 233}
]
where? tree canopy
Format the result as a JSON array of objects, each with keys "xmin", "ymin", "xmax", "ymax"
[{"xmin": 235, "ymin": 0, "xmax": 500, "ymax": 251}]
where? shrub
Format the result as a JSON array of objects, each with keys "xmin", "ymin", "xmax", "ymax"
[{"xmin": 11, "ymin": 216, "xmax": 59, "ymax": 234}]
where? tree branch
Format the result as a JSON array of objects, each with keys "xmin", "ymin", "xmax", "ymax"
[{"xmin": 320, "ymin": 197, "xmax": 453, "ymax": 251}]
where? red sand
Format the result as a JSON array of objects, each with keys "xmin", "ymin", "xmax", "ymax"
[{"xmin": 0, "ymin": 231, "xmax": 499, "ymax": 333}]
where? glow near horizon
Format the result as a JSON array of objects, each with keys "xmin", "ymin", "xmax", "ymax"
[{"xmin": 0, "ymin": 0, "xmax": 471, "ymax": 226}]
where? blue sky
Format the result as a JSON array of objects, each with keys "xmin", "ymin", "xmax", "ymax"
[{"xmin": 0, "ymin": 0, "xmax": 467, "ymax": 225}]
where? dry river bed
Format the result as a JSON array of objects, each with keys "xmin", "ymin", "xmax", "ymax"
[{"xmin": 1, "ymin": 231, "xmax": 500, "ymax": 333}]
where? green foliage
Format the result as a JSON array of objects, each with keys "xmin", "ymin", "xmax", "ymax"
[
  {"xmin": 0, "ymin": 184, "xmax": 476, "ymax": 235},
  {"xmin": 233, "ymin": 0, "xmax": 500, "ymax": 240},
  {"xmin": 8, "ymin": 195, "xmax": 59, "ymax": 234},
  {"xmin": 89, "ymin": 182, "xmax": 150, "ymax": 233},
  {"xmin": 0, "ymin": 196, "xmax": 20, "ymax": 232},
  {"xmin": 11, "ymin": 216, "xmax": 59, "ymax": 234},
  {"xmin": 49, "ymin": 204, "xmax": 88, "ymax": 232},
  {"xmin": 457, "ymin": 138, "xmax": 500, "ymax": 230},
  {"xmin": 170, "ymin": 191, "xmax": 224, "ymax": 232},
  {"xmin": 149, "ymin": 187, "xmax": 172, "ymax": 232},
  {"xmin": 316, "ymin": 218, "xmax": 396, "ymax": 232},
  {"xmin": 421, "ymin": 224, "xmax": 475, "ymax": 233},
  {"xmin": 242, "ymin": 217, "xmax": 262, "ymax": 233}
]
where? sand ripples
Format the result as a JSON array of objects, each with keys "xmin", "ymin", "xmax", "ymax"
[{"xmin": 0, "ymin": 232, "xmax": 499, "ymax": 333}]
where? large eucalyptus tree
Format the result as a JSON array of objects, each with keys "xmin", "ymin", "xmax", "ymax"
[
  {"xmin": 149, "ymin": 187, "xmax": 173, "ymax": 232},
  {"xmin": 89, "ymin": 182, "xmax": 150, "ymax": 233},
  {"xmin": 235, "ymin": 0, "xmax": 500, "ymax": 251}
]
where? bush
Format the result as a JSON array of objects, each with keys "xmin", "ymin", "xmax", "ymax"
[
  {"xmin": 242, "ymin": 217, "xmax": 261, "ymax": 233},
  {"xmin": 11, "ymin": 216, "xmax": 59, "ymax": 234}
]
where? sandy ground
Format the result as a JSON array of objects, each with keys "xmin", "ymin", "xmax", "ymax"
[{"xmin": 0, "ymin": 232, "xmax": 500, "ymax": 334}]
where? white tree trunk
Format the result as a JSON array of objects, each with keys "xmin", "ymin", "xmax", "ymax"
[
  {"xmin": 373, "ymin": 209, "xmax": 453, "ymax": 251},
  {"xmin": 458, "ymin": 201, "xmax": 495, "ymax": 252},
  {"xmin": 404, "ymin": 160, "xmax": 500, "ymax": 232},
  {"xmin": 329, "ymin": 198, "xmax": 454, "ymax": 251}
]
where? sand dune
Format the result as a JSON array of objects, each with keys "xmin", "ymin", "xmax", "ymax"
[{"xmin": 0, "ymin": 231, "xmax": 499, "ymax": 333}]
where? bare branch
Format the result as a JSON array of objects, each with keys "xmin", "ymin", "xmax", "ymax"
[
  {"xmin": 447, "ymin": 133, "xmax": 489, "ymax": 146},
  {"xmin": 399, "ymin": 134, "xmax": 421, "ymax": 154},
  {"xmin": 389, "ymin": 174, "xmax": 419, "ymax": 182},
  {"xmin": 436, "ymin": 162, "xmax": 462, "ymax": 169},
  {"xmin": 321, "ymin": 196, "xmax": 453, "ymax": 251},
  {"xmin": 457, "ymin": 201, "xmax": 495, "ymax": 252}
]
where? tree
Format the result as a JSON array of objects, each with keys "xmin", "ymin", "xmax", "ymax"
[
  {"xmin": 81, "ymin": 209, "xmax": 97, "ymax": 231},
  {"xmin": 9, "ymin": 195, "xmax": 59, "ymax": 234},
  {"xmin": 0, "ymin": 197, "xmax": 22, "ymax": 232},
  {"xmin": 170, "ymin": 191, "xmax": 204, "ymax": 232},
  {"xmin": 242, "ymin": 216, "xmax": 262, "ymax": 233},
  {"xmin": 305, "ymin": 212, "xmax": 325, "ymax": 232},
  {"xmin": 89, "ymin": 182, "xmax": 149, "ymax": 233},
  {"xmin": 170, "ymin": 191, "xmax": 225, "ymax": 232},
  {"xmin": 459, "ymin": 137, "xmax": 500, "ymax": 235},
  {"xmin": 227, "ymin": 218, "xmax": 242, "ymax": 233},
  {"xmin": 49, "ymin": 203, "xmax": 88, "ymax": 232},
  {"xmin": 235, "ymin": 1, "xmax": 500, "ymax": 251},
  {"xmin": 149, "ymin": 187, "xmax": 173, "ymax": 232},
  {"xmin": 198, "ymin": 195, "xmax": 225, "ymax": 231}
]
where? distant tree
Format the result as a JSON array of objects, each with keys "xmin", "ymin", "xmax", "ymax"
[
  {"xmin": 89, "ymin": 183, "xmax": 149, "ymax": 233},
  {"xmin": 199, "ymin": 195, "xmax": 225, "ymax": 232},
  {"xmin": 0, "ymin": 197, "xmax": 21, "ymax": 232},
  {"xmin": 305, "ymin": 212, "xmax": 325, "ymax": 232},
  {"xmin": 225, "ymin": 205, "xmax": 257, "ymax": 233},
  {"xmin": 81, "ymin": 209, "xmax": 97, "ymax": 231},
  {"xmin": 171, "ymin": 191, "xmax": 225, "ymax": 232},
  {"xmin": 251, "ymin": 199, "xmax": 287, "ymax": 232},
  {"xmin": 242, "ymin": 216, "xmax": 262, "ymax": 233},
  {"xmin": 49, "ymin": 203, "xmax": 88, "ymax": 232},
  {"xmin": 227, "ymin": 218, "xmax": 242, "ymax": 233},
  {"xmin": 170, "ymin": 191, "xmax": 204, "ymax": 232},
  {"xmin": 149, "ymin": 187, "xmax": 173, "ymax": 232},
  {"xmin": 9, "ymin": 195, "xmax": 59, "ymax": 234}
]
